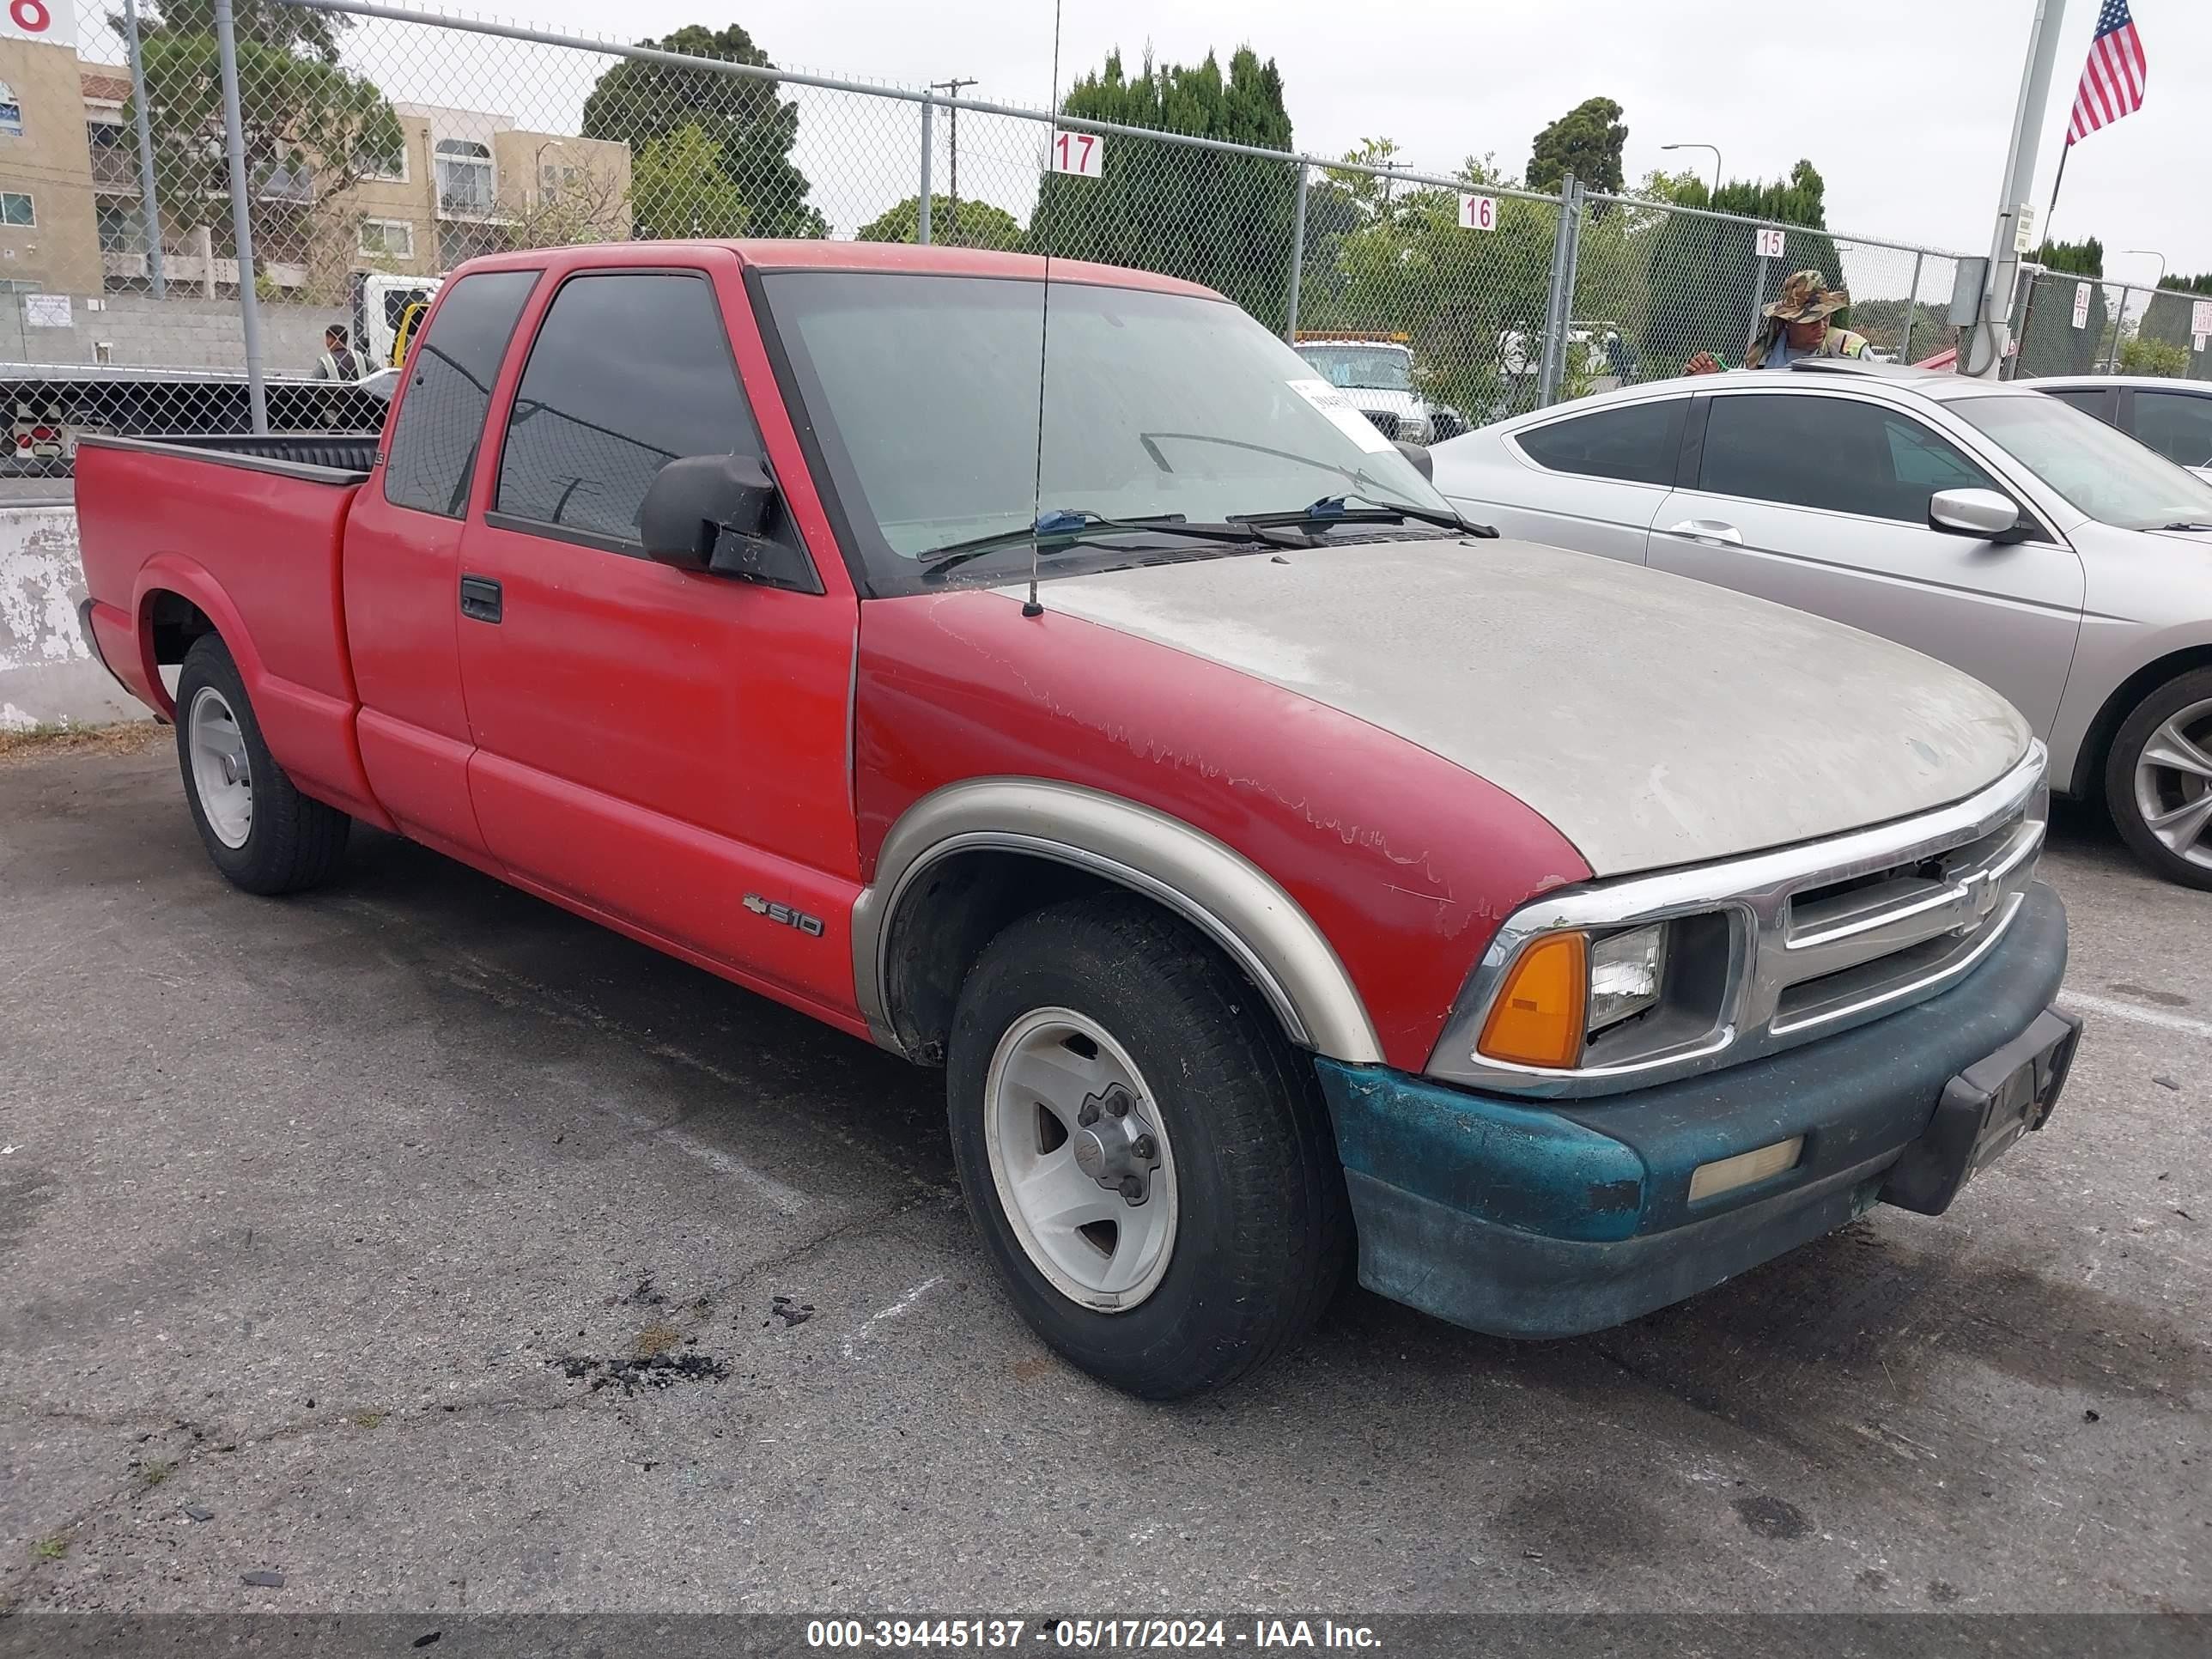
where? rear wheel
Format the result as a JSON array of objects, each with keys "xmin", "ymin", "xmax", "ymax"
[
  {"xmin": 175, "ymin": 635, "xmax": 350, "ymax": 895},
  {"xmin": 2106, "ymin": 668, "xmax": 2212, "ymax": 890},
  {"xmin": 946, "ymin": 892, "xmax": 1350, "ymax": 1399}
]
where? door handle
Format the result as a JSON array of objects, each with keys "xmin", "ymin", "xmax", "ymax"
[
  {"xmin": 459, "ymin": 574, "xmax": 502, "ymax": 624},
  {"xmin": 1662, "ymin": 519, "xmax": 1745, "ymax": 547}
]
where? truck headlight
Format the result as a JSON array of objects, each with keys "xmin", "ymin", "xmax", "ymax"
[
  {"xmin": 1588, "ymin": 924, "xmax": 1666, "ymax": 1035},
  {"xmin": 1474, "ymin": 923, "xmax": 1668, "ymax": 1068}
]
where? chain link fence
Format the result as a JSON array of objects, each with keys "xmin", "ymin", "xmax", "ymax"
[{"xmin": 4, "ymin": 0, "xmax": 2211, "ymax": 485}]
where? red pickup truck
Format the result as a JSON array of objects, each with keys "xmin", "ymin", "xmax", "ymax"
[{"xmin": 76, "ymin": 240, "xmax": 2076, "ymax": 1398}]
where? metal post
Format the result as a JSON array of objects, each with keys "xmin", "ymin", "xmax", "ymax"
[
  {"xmin": 1966, "ymin": 0, "xmax": 2067, "ymax": 376},
  {"xmin": 121, "ymin": 0, "xmax": 165, "ymax": 298},
  {"xmin": 917, "ymin": 95, "xmax": 933, "ymax": 246},
  {"xmin": 1536, "ymin": 173, "xmax": 1577, "ymax": 407},
  {"xmin": 1748, "ymin": 249, "xmax": 1771, "ymax": 362},
  {"xmin": 214, "ymin": 0, "xmax": 266, "ymax": 433},
  {"xmin": 2106, "ymin": 285, "xmax": 2133, "ymax": 373},
  {"xmin": 1283, "ymin": 162, "xmax": 1308, "ymax": 343},
  {"xmin": 1900, "ymin": 250, "xmax": 1923, "ymax": 364}
]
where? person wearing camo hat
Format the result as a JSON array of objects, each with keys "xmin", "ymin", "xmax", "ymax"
[{"xmin": 1685, "ymin": 269, "xmax": 1874, "ymax": 374}]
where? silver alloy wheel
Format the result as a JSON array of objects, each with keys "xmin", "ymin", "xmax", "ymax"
[
  {"xmin": 186, "ymin": 684, "xmax": 254, "ymax": 850},
  {"xmin": 982, "ymin": 1006, "xmax": 1179, "ymax": 1312},
  {"xmin": 2135, "ymin": 697, "xmax": 2212, "ymax": 871}
]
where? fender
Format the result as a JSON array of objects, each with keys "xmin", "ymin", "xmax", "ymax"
[
  {"xmin": 131, "ymin": 553, "xmax": 391, "ymax": 830},
  {"xmin": 852, "ymin": 776, "xmax": 1384, "ymax": 1065}
]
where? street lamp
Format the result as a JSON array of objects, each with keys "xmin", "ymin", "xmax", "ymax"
[
  {"xmin": 1661, "ymin": 143, "xmax": 1722, "ymax": 201},
  {"xmin": 2124, "ymin": 248, "xmax": 2168, "ymax": 291}
]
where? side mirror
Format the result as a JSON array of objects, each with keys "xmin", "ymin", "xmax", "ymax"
[
  {"xmin": 1929, "ymin": 487, "xmax": 2025, "ymax": 544},
  {"xmin": 1394, "ymin": 439, "xmax": 1434, "ymax": 481},
  {"xmin": 639, "ymin": 453, "xmax": 821, "ymax": 593}
]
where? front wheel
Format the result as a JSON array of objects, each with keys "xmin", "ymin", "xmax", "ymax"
[
  {"xmin": 175, "ymin": 634, "xmax": 351, "ymax": 895},
  {"xmin": 946, "ymin": 893, "xmax": 1350, "ymax": 1399},
  {"xmin": 2106, "ymin": 667, "xmax": 2212, "ymax": 890}
]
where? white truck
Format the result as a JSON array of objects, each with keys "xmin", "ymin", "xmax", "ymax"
[{"xmin": 1291, "ymin": 332, "xmax": 1460, "ymax": 444}]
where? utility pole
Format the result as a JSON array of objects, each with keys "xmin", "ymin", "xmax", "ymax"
[
  {"xmin": 929, "ymin": 77, "xmax": 978, "ymax": 243},
  {"xmin": 1965, "ymin": 0, "xmax": 2067, "ymax": 378}
]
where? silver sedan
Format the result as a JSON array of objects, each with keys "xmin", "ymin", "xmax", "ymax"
[{"xmin": 1431, "ymin": 359, "xmax": 2212, "ymax": 888}]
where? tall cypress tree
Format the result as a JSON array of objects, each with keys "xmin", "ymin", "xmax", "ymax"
[{"xmin": 1030, "ymin": 47, "xmax": 1297, "ymax": 327}]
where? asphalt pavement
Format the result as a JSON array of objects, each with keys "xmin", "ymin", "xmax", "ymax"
[{"xmin": 1, "ymin": 734, "xmax": 2205, "ymax": 1613}]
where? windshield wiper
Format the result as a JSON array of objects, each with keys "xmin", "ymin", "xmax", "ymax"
[
  {"xmin": 1231, "ymin": 493, "xmax": 1497, "ymax": 538},
  {"xmin": 2160, "ymin": 521, "xmax": 2212, "ymax": 532},
  {"xmin": 918, "ymin": 509, "xmax": 1300, "ymax": 580}
]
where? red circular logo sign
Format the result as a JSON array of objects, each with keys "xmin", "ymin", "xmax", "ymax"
[{"xmin": 9, "ymin": 0, "xmax": 52, "ymax": 33}]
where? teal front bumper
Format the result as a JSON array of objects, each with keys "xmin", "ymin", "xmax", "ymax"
[{"xmin": 1316, "ymin": 880, "xmax": 2071, "ymax": 1339}]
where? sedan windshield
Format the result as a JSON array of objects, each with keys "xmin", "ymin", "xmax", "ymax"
[
  {"xmin": 1952, "ymin": 392, "xmax": 2212, "ymax": 531},
  {"xmin": 760, "ymin": 271, "xmax": 1452, "ymax": 592}
]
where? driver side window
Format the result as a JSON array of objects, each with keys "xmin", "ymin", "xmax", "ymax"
[{"xmin": 1699, "ymin": 394, "xmax": 2001, "ymax": 524}]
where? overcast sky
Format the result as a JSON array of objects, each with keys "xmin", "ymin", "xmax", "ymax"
[{"xmin": 155, "ymin": 0, "xmax": 2204, "ymax": 283}]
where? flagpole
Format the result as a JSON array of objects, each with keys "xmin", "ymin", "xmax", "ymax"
[{"xmin": 2045, "ymin": 140, "xmax": 2072, "ymax": 241}]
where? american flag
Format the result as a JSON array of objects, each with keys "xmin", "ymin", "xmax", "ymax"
[{"xmin": 2067, "ymin": 0, "xmax": 2148, "ymax": 145}]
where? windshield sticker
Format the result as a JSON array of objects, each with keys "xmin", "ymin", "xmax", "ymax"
[{"xmin": 1287, "ymin": 378, "xmax": 1395, "ymax": 453}]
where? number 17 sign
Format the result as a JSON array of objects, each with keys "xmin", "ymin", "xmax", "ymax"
[{"xmin": 1049, "ymin": 130, "xmax": 1104, "ymax": 179}]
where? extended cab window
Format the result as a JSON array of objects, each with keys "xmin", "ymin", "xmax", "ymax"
[
  {"xmin": 494, "ymin": 270, "xmax": 759, "ymax": 546},
  {"xmin": 2133, "ymin": 391, "xmax": 2212, "ymax": 470},
  {"xmin": 1699, "ymin": 393, "xmax": 1999, "ymax": 523},
  {"xmin": 383, "ymin": 269, "xmax": 538, "ymax": 519},
  {"xmin": 1515, "ymin": 399, "xmax": 1683, "ymax": 486}
]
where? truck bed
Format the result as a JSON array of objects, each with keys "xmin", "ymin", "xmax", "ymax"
[
  {"xmin": 80, "ymin": 430, "xmax": 377, "ymax": 481},
  {"xmin": 74, "ymin": 432, "xmax": 387, "ymax": 827}
]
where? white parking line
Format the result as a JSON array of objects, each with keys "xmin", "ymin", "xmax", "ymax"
[
  {"xmin": 842, "ymin": 1275, "xmax": 946, "ymax": 1360},
  {"xmin": 2061, "ymin": 989, "xmax": 2212, "ymax": 1043}
]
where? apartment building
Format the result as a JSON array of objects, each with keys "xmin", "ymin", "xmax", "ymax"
[{"xmin": 0, "ymin": 33, "xmax": 630, "ymax": 305}]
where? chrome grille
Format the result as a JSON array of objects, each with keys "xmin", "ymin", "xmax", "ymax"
[{"xmin": 1427, "ymin": 745, "xmax": 2050, "ymax": 1097}]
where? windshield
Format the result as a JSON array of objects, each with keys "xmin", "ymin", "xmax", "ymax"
[
  {"xmin": 1293, "ymin": 343, "xmax": 1414, "ymax": 392},
  {"xmin": 762, "ymin": 272, "xmax": 1451, "ymax": 592},
  {"xmin": 1952, "ymin": 392, "xmax": 2212, "ymax": 530}
]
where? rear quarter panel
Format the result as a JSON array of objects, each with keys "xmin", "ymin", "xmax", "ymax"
[{"xmin": 75, "ymin": 441, "xmax": 384, "ymax": 824}]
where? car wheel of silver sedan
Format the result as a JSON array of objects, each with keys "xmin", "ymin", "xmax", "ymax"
[{"xmin": 2107, "ymin": 669, "xmax": 2212, "ymax": 890}]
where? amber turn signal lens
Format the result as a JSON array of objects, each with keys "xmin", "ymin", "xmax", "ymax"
[{"xmin": 1478, "ymin": 932, "xmax": 1589, "ymax": 1068}]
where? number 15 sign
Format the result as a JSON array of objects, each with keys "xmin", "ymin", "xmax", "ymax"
[{"xmin": 1049, "ymin": 131, "xmax": 1104, "ymax": 179}]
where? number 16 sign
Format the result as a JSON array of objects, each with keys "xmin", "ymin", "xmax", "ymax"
[{"xmin": 1049, "ymin": 130, "xmax": 1104, "ymax": 179}]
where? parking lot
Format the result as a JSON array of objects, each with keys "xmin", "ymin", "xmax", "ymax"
[{"xmin": 1, "ymin": 732, "xmax": 2205, "ymax": 1614}]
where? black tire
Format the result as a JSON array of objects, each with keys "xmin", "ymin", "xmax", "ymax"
[
  {"xmin": 174, "ymin": 634, "xmax": 351, "ymax": 896},
  {"xmin": 2106, "ymin": 666, "xmax": 2212, "ymax": 890},
  {"xmin": 946, "ymin": 892, "xmax": 1351, "ymax": 1399}
]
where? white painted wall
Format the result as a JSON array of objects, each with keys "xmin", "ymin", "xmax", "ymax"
[{"xmin": 0, "ymin": 502, "xmax": 149, "ymax": 729}]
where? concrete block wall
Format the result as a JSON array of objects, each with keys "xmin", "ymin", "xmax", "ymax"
[
  {"xmin": 0, "ymin": 293, "xmax": 344, "ymax": 375},
  {"xmin": 0, "ymin": 503, "xmax": 147, "ymax": 730}
]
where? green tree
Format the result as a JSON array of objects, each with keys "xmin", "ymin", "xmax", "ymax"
[
  {"xmin": 1527, "ymin": 96, "xmax": 1626, "ymax": 197},
  {"xmin": 1029, "ymin": 46, "xmax": 1297, "ymax": 325},
  {"xmin": 2120, "ymin": 335, "xmax": 2189, "ymax": 376},
  {"xmin": 1301, "ymin": 152, "xmax": 1559, "ymax": 420},
  {"xmin": 582, "ymin": 23, "xmax": 825, "ymax": 239},
  {"xmin": 1638, "ymin": 160, "xmax": 1841, "ymax": 369},
  {"xmin": 2033, "ymin": 236, "xmax": 2104, "ymax": 276},
  {"xmin": 856, "ymin": 194, "xmax": 1023, "ymax": 250},
  {"xmin": 130, "ymin": 3, "xmax": 402, "ymax": 280},
  {"xmin": 629, "ymin": 124, "xmax": 750, "ymax": 238}
]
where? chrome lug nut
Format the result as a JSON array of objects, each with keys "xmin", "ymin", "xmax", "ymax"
[{"xmin": 1132, "ymin": 1133, "xmax": 1157, "ymax": 1161}]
